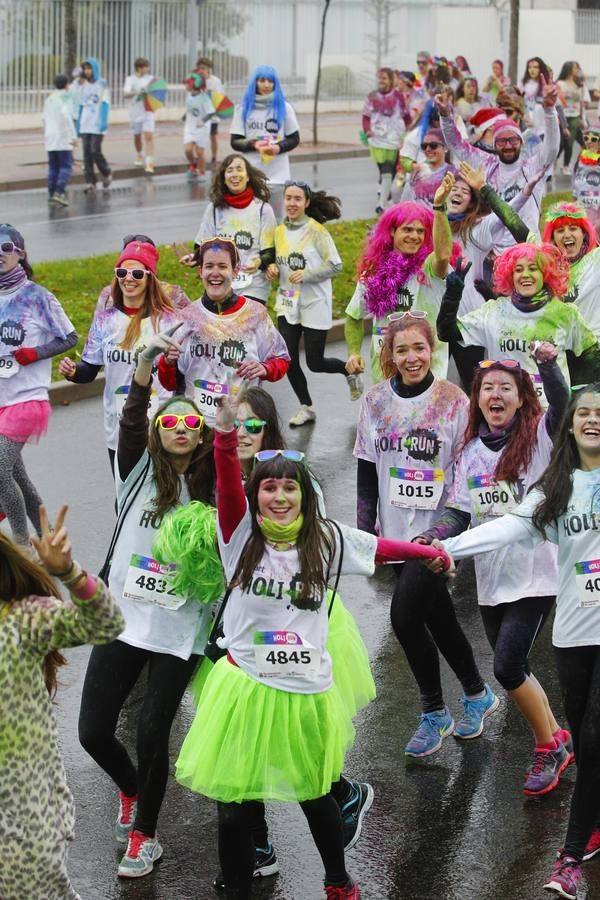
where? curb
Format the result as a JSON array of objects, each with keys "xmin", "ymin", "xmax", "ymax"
[
  {"xmin": 48, "ymin": 316, "xmax": 365, "ymax": 407},
  {"xmin": 0, "ymin": 147, "xmax": 369, "ymax": 193}
]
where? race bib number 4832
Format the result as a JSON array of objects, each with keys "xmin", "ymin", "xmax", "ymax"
[{"xmin": 122, "ymin": 554, "xmax": 186, "ymax": 609}]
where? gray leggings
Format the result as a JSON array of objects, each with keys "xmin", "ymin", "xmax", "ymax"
[{"xmin": 0, "ymin": 434, "xmax": 43, "ymax": 543}]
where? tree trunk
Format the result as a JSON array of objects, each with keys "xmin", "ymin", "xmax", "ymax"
[
  {"xmin": 508, "ymin": 0, "xmax": 519, "ymax": 85},
  {"xmin": 65, "ymin": 0, "xmax": 77, "ymax": 76},
  {"xmin": 312, "ymin": 0, "xmax": 332, "ymax": 144}
]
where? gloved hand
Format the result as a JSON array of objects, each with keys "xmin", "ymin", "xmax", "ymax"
[
  {"xmin": 139, "ymin": 323, "xmax": 183, "ymax": 362},
  {"xmin": 13, "ymin": 347, "xmax": 38, "ymax": 366},
  {"xmin": 444, "ymin": 256, "xmax": 472, "ymax": 303}
]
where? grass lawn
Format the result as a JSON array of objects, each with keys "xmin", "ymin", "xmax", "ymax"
[{"xmin": 38, "ymin": 190, "xmax": 571, "ymax": 380}]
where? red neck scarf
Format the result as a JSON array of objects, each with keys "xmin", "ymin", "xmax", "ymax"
[{"xmin": 224, "ymin": 186, "xmax": 255, "ymax": 209}]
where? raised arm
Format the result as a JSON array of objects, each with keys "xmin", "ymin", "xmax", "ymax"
[
  {"xmin": 214, "ymin": 393, "xmax": 247, "ymax": 542},
  {"xmin": 431, "ymin": 172, "xmax": 454, "ymax": 278},
  {"xmin": 436, "ymin": 257, "xmax": 472, "ymax": 343},
  {"xmin": 530, "ymin": 342, "xmax": 570, "ymax": 436},
  {"xmin": 435, "ymin": 92, "xmax": 489, "ymax": 170},
  {"xmin": 458, "ymin": 162, "xmax": 531, "ymax": 245}
]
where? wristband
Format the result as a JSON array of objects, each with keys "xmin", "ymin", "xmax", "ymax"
[{"xmin": 432, "ymin": 203, "xmax": 447, "ymax": 212}]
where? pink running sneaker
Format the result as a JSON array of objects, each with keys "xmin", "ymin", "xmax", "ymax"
[
  {"xmin": 584, "ymin": 829, "xmax": 600, "ymax": 861},
  {"xmin": 543, "ymin": 854, "xmax": 581, "ymax": 899},
  {"xmin": 523, "ymin": 743, "xmax": 570, "ymax": 796}
]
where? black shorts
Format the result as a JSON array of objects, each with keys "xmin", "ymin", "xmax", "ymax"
[{"xmin": 210, "ymin": 122, "xmax": 219, "ymax": 135}]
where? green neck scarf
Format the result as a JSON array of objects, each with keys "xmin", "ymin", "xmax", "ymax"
[{"xmin": 258, "ymin": 512, "xmax": 304, "ymax": 547}]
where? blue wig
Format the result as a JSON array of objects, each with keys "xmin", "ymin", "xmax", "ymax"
[
  {"xmin": 419, "ymin": 99, "xmax": 437, "ymax": 141},
  {"xmin": 241, "ymin": 65, "xmax": 287, "ymax": 131}
]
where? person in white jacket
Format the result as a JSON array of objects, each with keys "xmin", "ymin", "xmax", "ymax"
[{"xmin": 42, "ymin": 74, "xmax": 76, "ymax": 207}]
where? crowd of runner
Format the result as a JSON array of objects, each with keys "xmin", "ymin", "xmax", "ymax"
[{"xmin": 4, "ymin": 53, "xmax": 600, "ymax": 900}]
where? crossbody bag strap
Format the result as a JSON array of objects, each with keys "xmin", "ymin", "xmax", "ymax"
[
  {"xmin": 327, "ymin": 520, "xmax": 344, "ymax": 617},
  {"xmin": 99, "ymin": 456, "xmax": 151, "ymax": 577}
]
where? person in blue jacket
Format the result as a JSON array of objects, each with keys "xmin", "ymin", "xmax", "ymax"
[{"xmin": 77, "ymin": 57, "xmax": 112, "ymax": 194}]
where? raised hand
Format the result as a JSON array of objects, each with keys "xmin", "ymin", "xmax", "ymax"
[
  {"xmin": 446, "ymin": 256, "xmax": 473, "ymax": 293},
  {"xmin": 140, "ymin": 323, "xmax": 183, "ymax": 362},
  {"xmin": 433, "ymin": 91, "xmax": 451, "ymax": 118},
  {"xmin": 31, "ymin": 505, "xmax": 72, "ymax": 575},
  {"xmin": 530, "ymin": 340, "xmax": 558, "ymax": 364},
  {"xmin": 458, "ymin": 161, "xmax": 486, "ymax": 192},
  {"xmin": 433, "ymin": 171, "xmax": 455, "ymax": 208},
  {"xmin": 171, "ymin": 241, "xmax": 196, "ymax": 267},
  {"xmin": 215, "ymin": 372, "xmax": 238, "ymax": 432},
  {"xmin": 541, "ymin": 74, "xmax": 559, "ymax": 109}
]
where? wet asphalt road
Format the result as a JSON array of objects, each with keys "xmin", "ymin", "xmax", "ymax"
[
  {"xmin": 21, "ymin": 344, "xmax": 600, "ymax": 900},
  {"xmin": 2, "ymin": 157, "xmax": 378, "ymax": 264}
]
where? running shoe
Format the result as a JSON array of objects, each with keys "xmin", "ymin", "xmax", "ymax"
[
  {"xmin": 83, "ymin": 183, "xmax": 96, "ymax": 194},
  {"xmin": 346, "ymin": 374, "xmax": 364, "ymax": 401},
  {"xmin": 289, "ymin": 405, "xmax": 316, "ymax": 427},
  {"xmin": 584, "ymin": 829, "xmax": 600, "ymax": 861},
  {"xmin": 134, "ymin": 157, "xmax": 144, "ymax": 167},
  {"xmin": 212, "ymin": 843, "xmax": 279, "ymax": 889},
  {"xmin": 339, "ymin": 780, "xmax": 374, "ymax": 851},
  {"xmin": 404, "ymin": 707, "xmax": 455, "ymax": 758},
  {"xmin": 115, "ymin": 791, "xmax": 137, "ymax": 843},
  {"xmin": 454, "ymin": 684, "xmax": 499, "ymax": 739},
  {"xmin": 523, "ymin": 742, "xmax": 570, "ymax": 796},
  {"xmin": 375, "ymin": 205, "xmax": 384, "ymax": 215},
  {"xmin": 186, "ymin": 165, "xmax": 198, "ymax": 180},
  {"xmin": 561, "ymin": 731, "xmax": 575, "ymax": 765},
  {"xmin": 53, "ymin": 192, "xmax": 69, "ymax": 207},
  {"xmin": 102, "ymin": 172, "xmax": 112, "ymax": 189},
  {"xmin": 145, "ymin": 162, "xmax": 155, "ymax": 175},
  {"xmin": 324, "ymin": 879, "xmax": 360, "ymax": 899},
  {"xmin": 543, "ymin": 854, "xmax": 581, "ymax": 899},
  {"xmin": 48, "ymin": 193, "xmax": 56, "ymax": 203},
  {"xmin": 117, "ymin": 829, "xmax": 162, "ymax": 878}
]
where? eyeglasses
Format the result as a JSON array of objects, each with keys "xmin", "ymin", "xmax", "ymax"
[
  {"xmin": 253, "ymin": 449, "xmax": 305, "ymax": 468},
  {"xmin": 478, "ymin": 359, "xmax": 521, "ymax": 370},
  {"xmin": 495, "ymin": 137, "xmax": 521, "ymax": 148},
  {"xmin": 421, "ymin": 142, "xmax": 443, "ymax": 151},
  {"xmin": 115, "ymin": 267, "xmax": 148, "ymax": 280},
  {"xmin": 417, "ymin": 59, "xmax": 429, "ymax": 67},
  {"xmin": 154, "ymin": 413, "xmax": 204, "ymax": 431},
  {"xmin": 122, "ymin": 234, "xmax": 155, "ymax": 247},
  {"xmin": 235, "ymin": 417, "xmax": 267, "ymax": 434},
  {"xmin": 584, "ymin": 134, "xmax": 600, "ymax": 143},
  {"xmin": 388, "ymin": 310, "xmax": 428, "ymax": 322},
  {"xmin": 0, "ymin": 241, "xmax": 19, "ymax": 254}
]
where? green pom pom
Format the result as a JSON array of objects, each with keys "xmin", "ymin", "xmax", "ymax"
[{"xmin": 153, "ymin": 501, "xmax": 225, "ymax": 604}]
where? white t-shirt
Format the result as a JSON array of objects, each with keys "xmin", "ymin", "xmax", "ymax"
[
  {"xmin": 184, "ymin": 91, "xmax": 215, "ymax": 135},
  {"xmin": 566, "ymin": 248, "xmax": 600, "ymax": 340},
  {"xmin": 444, "ymin": 468, "xmax": 600, "ymax": 648},
  {"xmin": 457, "ymin": 296, "xmax": 597, "ymax": 406},
  {"xmin": 217, "ymin": 508, "xmax": 377, "ymax": 693},
  {"xmin": 176, "ymin": 299, "xmax": 290, "ymax": 425},
  {"xmin": 110, "ymin": 451, "xmax": 215, "ymax": 659},
  {"xmin": 230, "ymin": 100, "xmax": 300, "ymax": 184},
  {"xmin": 345, "ymin": 255, "xmax": 448, "ymax": 383},
  {"xmin": 43, "ymin": 91, "xmax": 77, "ymax": 151},
  {"xmin": 353, "ymin": 377, "xmax": 469, "ymax": 540},
  {"xmin": 195, "ymin": 200, "xmax": 276, "ymax": 303},
  {"xmin": 82, "ymin": 307, "xmax": 179, "ymax": 449},
  {"xmin": 446, "ymin": 418, "xmax": 558, "ymax": 605},
  {"xmin": 273, "ymin": 218, "xmax": 341, "ymax": 329},
  {"xmin": 123, "ymin": 73, "xmax": 154, "ymax": 125},
  {"xmin": 0, "ymin": 282, "xmax": 74, "ymax": 406}
]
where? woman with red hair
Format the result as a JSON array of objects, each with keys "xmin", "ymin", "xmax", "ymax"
[
  {"xmin": 437, "ymin": 241, "xmax": 600, "ymax": 404},
  {"xmin": 345, "ymin": 174, "xmax": 456, "ymax": 384},
  {"xmin": 418, "ymin": 346, "xmax": 572, "ymax": 795}
]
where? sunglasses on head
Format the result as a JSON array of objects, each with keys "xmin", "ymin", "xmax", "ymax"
[
  {"xmin": 421, "ymin": 142, "xmax": 443, "ymax": 151},
  {"xmin": 253, "ymin": 449, "xmax": 305, "ymax": 468},
  {"xmin": 235, "ymin": 417, "xmax": 267, "ymax": 434},
  {"xmin": 115, "ymin": 267, "xmax": 148, "ymax": 280},
  {"xmin": 388, "ymin": 310, "xmax": 428, "ymax": 322},
  {"xmin": 155, "ymin": 413, "xmax": 204, "ymax": 431},
  {"xmin": 0, "ymin": 241, "xmax": 19, "ymax": 254},
  {"xmin": 122, "ymin": 234, "xmax": 155, "ymax": 247},
  {"xmin": 584, "ymin": 134, "xmax": 600, "ymax": 143},
  {"xmin": 478, "ymin": 359, "xmax": 521, "ymax": 371},
  {"xmin": 284, "ymin": 180, "xmax": 311, "ymax": 194}
]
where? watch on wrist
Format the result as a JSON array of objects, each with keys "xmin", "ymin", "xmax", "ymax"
[{"xmin": 432, "ymin": 202, "xmax": 447, "ymax": 212}]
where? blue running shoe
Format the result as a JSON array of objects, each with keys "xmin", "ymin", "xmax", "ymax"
[
  {"xmin": 454, "ymin": 684, "xmax": 499, "ymax": 739},
  {"xmin": 404, "ymin": 707, "xmax": 455, "ymax": 758},
  {"xmin": 339, "ymin": 780, "xmax": 374, "ymax": 851}
]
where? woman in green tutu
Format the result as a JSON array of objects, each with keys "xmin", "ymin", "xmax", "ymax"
[{"xmin": 174, "ymin": 390, "xmax": 451, "ymax": 899}]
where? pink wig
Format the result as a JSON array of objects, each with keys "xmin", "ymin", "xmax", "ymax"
[
  {"xmin": 358, "ymin": 202, "xmax": 434, "ymax": 277},
  {"xmin": 542, "ymin": 202, "xmax": 598, "ymax": 253},
  {"xmin": 493, "ymin": 242, "xmax": 571, "ymax": 298}
]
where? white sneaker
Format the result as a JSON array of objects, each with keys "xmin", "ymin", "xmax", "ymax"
[
  {"xmin": 134, "ymin": 157, "xmax": 144, "ymax": 167},
  {"xmin": 115, "ymin": 791, "xmax": 137, "ymax": 843},
  {"xmin": 289, "ymin": 405, "xmax": 316, "ymax": 427},
  {"xmin": 118, "ymin": 829, "xmax": 162, "ymax": 878},
  {"xmin": 346, "ymin": 373, "xmax": 364, "ymax": 401}
]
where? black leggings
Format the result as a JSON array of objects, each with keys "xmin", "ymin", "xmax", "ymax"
[
  {"xmin": 554, "ymin": 645, "xmax": 600, "ymax": 861},
  {"xmin": 277, "ymin": 317, "xmax": 347, "ymax": 407},
  {"xmin": 479, "ymin": 596, "xmax": 555, "ymax": 691},
  {"xmin": 218, "ymin": 793, "xmax": 347, "ymax": 894},
  {"xmin": 78, "ymin": 639, "xmax": 199, "ymax": 835},
  {"xmin": 390, "ymin": 561, "xmax": 485, "ymax": 713}
]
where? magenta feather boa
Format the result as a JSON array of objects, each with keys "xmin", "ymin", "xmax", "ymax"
[{"xmin": 363, "ymin": 247, "xmax": 430, "ymax": 318}]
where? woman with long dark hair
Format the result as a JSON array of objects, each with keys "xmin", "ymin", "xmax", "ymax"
[
  {"xmin": 0, "ymin": 224, "xmax": 77, "ymax": 545},
  {"xmin": 78, "ymin": 326, "xmax": 219, "ymax": 880},
  {"xmin": 438, "ymin": 383, "xmax": 600, "ymax": 898},
  {"xmin": 557, "ymin": 61, "xmax": 590, "ymax": 174},
  {"xmin": 520, "ymin": 56, "xmax": 551, "ymax": 136}
]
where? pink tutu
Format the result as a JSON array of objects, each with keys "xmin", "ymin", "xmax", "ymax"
[{"xmin": 0, "ymin": 401, "xmax": 51, "ymax": 444}]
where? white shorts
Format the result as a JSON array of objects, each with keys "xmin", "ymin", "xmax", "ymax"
[
  {"xmin": 130, "ymin": 111, "xmax": 155, "ymax": 134},
  {"xmin": 184, "ymin": 125, "xmax": 209, "ymax": 148}
]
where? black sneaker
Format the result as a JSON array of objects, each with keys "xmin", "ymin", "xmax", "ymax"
[
  {"xmin": 213, "ymin": 842, "xmax": 279, "ymax": 890},
  {"xmin": 339, "ymin": 780, "xmax": 374, "ymax": 852}
]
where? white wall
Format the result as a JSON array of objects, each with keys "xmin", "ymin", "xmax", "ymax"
[
  {"xmin": 433, "ymin": 6, "xmax": 508, "ymax": 83},
  {"xmin": 518, "ymin": 10, "xmax": 575, "ymax": 79}
]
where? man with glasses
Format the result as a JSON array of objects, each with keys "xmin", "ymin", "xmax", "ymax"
[
  {"xmin": 416, "ymin": 53, "xmax": 431, "ymax": 83},
  {"xmin": 435, "ymin": 81, "xmax": 560, "ymax": 243}
]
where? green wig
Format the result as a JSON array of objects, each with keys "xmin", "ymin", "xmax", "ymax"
[{"xmin": 153, "ymin": 501, "xmax": 225, "ymax": 603}]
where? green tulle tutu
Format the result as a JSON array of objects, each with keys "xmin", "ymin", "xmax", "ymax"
[
  {"xmin": 190, "ymin": 592, "xmax": 376, "ymax": 717},
  {"xmin": 176, "ymin": 656, "xmax": 356, "ymax": 803}
]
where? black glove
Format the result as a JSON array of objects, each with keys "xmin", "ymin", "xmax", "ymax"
[{"xmin": 445, "ymin": 256, "xmax": 473, "ymax": 303}]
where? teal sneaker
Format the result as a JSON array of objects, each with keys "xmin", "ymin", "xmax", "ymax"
[
  {"xmin": 115, "ymin": 791, "xmax": 137, "ymax": 843},
  {"xmin": 454, "ymin": 684, "xmax": 499, "ymax": 739},
  {"xmin": 117, "ymin": 829, "xmax": 162, "ymax": 878},
  {"xmin": 404, "ymin": 707, "xmax": 455, "ymax": 758}
]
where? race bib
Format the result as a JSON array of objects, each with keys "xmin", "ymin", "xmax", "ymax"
[
  {"xmin": 193, "ymin": 377, "xmax": 231, "ymax": 417},
  {"xmin": 0, "ymin": 357, "xmax": 19, "ymax": 378},
  {"xmin": 389, "ymin": 467, "xmax": 444, "ymax": 510},
  {"xmin": 575, "ymin": 559, "xmax": 600, "ymax": 608},
  {"xmin": 468, "ymin": 474, "xmax": 516, "ymax": 519},
  {"xmin": 578, "ymin": 191, "xmax": 600, "ymax": 209},
  {"xmin": 253, "ymin": 630, "xmax": 319, "ymax": 681},
  {"xmin": 122, "ymin": 554, "xmax": 186, "ymax": 610},
  {"xmin": 115, "ymin": 384, "xmax": 159, "ymax": 419},
  {"xmin": 275, "ymin": 288, "xmax": 300, "ymax": 318},
  {"xmin": 232, "ymin": 270, "xmax": 253, "ymax": 292}
]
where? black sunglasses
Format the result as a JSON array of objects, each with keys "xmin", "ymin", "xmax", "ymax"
[
  {"xmin": 421, "ymin": 142, "xmax": 443, "ymax": 151},
  {"xmin": 284, "ymin": 180, "xmax": 311, "ymax": 196}
]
